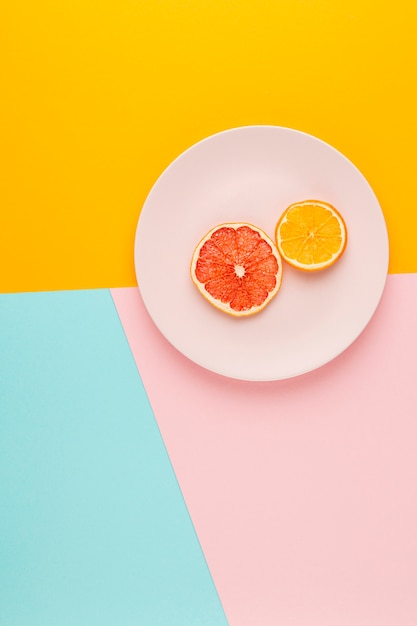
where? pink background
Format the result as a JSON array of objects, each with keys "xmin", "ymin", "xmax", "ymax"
[{"xmin": 112, "ymin": 273, "xmax": 417, "ymax": 626}]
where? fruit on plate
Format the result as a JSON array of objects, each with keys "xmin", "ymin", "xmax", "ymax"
[
  {"xmin": 275, "ymin": 200, "xmax": 347, "ymax": 271},
  {"xmin": 191, "ymin": 223, "xmax": 282, "ymax": 316}
]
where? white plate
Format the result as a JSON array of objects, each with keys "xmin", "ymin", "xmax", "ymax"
[{"xmin": 135, "ymin": 126, "xmax": 389, "ymax": 381}]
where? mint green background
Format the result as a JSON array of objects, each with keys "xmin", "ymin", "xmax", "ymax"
[{"xmin": 0, "ymin": 289, "xmax": 228, "ymax": 626}]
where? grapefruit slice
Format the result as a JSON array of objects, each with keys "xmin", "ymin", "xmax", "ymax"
[
  {"xmin": 191, "ymin": 223, "xmax": 282, "ymax": 317},
  {"xmin": 275, "ymin": 200, "xmax": 347, "ymax": 271}
]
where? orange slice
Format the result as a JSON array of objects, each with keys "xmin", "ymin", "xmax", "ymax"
[
  {"xmin": 191, "ymin": 223, "xmax": 283, "ymax": 316},
  {"xmin": 275, "ymin": 200, "xmax": 347, "ymax": 271}
]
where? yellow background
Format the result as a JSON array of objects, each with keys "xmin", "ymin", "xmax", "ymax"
[{"xmin": 1, "ymin": 0, "xmax": 416, "ymax": 293}]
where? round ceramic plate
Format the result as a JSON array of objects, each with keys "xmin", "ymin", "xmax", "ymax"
[{"xmin": 135, "ymin": 126, "xmax": 389, "ymax": 381}]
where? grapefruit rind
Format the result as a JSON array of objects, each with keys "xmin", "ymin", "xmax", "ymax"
[
  {"xmin": 191, "ymin": 222, "xmax": 283, "ymax": 317},
  {"xmin": 275, "ymin": 200, "xmax": 347, "ymax": 272}
]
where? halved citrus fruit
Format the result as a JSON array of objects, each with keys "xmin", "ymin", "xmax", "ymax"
[
  {"xmin": 191, "ymin": 223, "xmax": 283, "ymax": 316},
  {"xmin": 275, "ymin": 200, "xmax": 347, "ymax": 271}
]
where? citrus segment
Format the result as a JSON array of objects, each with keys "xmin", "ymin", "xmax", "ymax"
[
  {"xmin": 275, "ymin": 200, "xmax": 347, "ymax": 271},
  {"xmin": 191, "ymin": 223, "xmax": 283, "ymax": 316}
]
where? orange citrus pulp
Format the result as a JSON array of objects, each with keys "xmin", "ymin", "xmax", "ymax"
[
  {"xmin": 191, "ymin": 223, "xmax": 283, "ymax": 316},
  {"xmin": 275, "ymin": 200, "xmax": 347, "ymax": 271}
]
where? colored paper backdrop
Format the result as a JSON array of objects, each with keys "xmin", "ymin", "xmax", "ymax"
[
  {"xmin": 2, "ymin": 1, "xmax": 417, "ymax": 624},
  {"xmin": 1, "ymin": 0, "xmax": 417, "ymax": 293}
]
